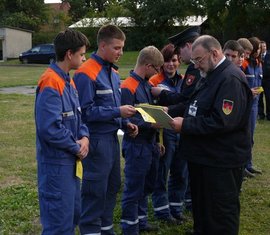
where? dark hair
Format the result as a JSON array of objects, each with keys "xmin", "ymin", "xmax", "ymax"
[
  {"xmin": 54, "ymin": 28, "xmax": 90, "ymax": 62},
  {"xmin": 249, "ymin": 37, "xmax": 261, "ymax": 54},
  {"xmin": 223, "ymin": 40, "xmax": 244, "ymax": 56},
  {"xmin": 161, "ymin": 43, "xmax": 179, "ymax": 62},
  {"xmin": 97, "ymin": 24, "xmax": 126, "ymax": 44}
]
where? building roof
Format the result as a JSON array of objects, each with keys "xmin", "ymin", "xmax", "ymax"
[
  {"xmin": 0, "ymin": 26, "xmax": 33, "ymax": 33},
  {"xmin": 69, "ymin": 16, "xmax": 207, "ymax": 28},
  {"xmin": 174, "ymin": 16, "xmax": 207, "ymax": 26},
  {"xmin": 69, "ymin": 17, "xmax": 134, "ymax": 28}
]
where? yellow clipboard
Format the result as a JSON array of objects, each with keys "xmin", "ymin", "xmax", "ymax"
[
  {"xmin": 135, "ymin": 107, "xmax": 156, "ymax": 123},
  {"xmin": 135, "ymin": 103, "xmax": 173, "ymax": 129}
]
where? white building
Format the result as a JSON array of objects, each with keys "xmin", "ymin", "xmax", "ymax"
[{"xmin": 0, "ymin": 27, "xmax": 32, "ymax": 61}]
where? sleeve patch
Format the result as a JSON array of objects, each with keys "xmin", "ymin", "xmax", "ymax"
[{"xmin": 222, "ymin": 99, "xmax": 234, "ymax": 115}]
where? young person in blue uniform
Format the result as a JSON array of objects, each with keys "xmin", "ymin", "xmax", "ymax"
[
  {"xmin": 170, "ymin": 35, "xmax": 253, "ymax": 235},
  {"xmin": 120, "ymin": 46, "xmax": 164, "ymax": 235},
  {"xmin": 149, "ymin": 44, "xmax": 185, "ymax": 224},
  {"xmin": 151, "ymin": 26, "xmax": 202, "ymax": 214},
  {"xmin": 241, "ymin": 37, "xmax": 263, "ymax": 176},
  {"xmin": 35, "ymin": 28, "xmax": 90, "ymax": 235},
  {"xmin": 73, "ymin": 25, "xmax": 138, "ymax": 235},
  {"xmin": 223, "ymin": 40, "xmax": 245, "ymax": 67},
  {"xmin": 258, "ymin": 40, "xmax": 267, "ymax": 120}
]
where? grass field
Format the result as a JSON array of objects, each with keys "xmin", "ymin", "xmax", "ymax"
[
  {"xmin": 0, "ymin": 51, "xmax": 139, "ymax": 86},
  {"xmin": 0, "ymin": 54, "xmax": 270, "ymax": 234}
]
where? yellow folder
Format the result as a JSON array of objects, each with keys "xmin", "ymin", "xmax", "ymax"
[
  {"xmin": 255, "ymin": 86, "xmax": 264, "ymax": 94},
  {"xmin": 135, "ymin": 103, "xmax": 173, "ymax": 129}
]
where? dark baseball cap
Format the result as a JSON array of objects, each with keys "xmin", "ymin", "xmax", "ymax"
[{"xmin": 168, "ymin": 26, "xmax": 201, "ymax": 47}]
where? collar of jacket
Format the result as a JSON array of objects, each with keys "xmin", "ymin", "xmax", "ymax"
[
  {"xmin": 130, "ymin": 70, "xmax": 148, "ymax": 83},
  {"xmin": 205, "ymin": 59, "xmax": 231, "ymax": 85},
  {"xmin": 50, "ymin": 63, "xmax": 71, "ymax": 82},
  {"xmin": 163, "ymin": 71, "xmax": 181, "ymax": 86},
  {"xmin": 91, "ymin": 52, "xmax": 119, "ymax": 71}
]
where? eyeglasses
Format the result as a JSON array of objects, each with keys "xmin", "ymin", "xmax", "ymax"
[
  {"xmin": 150, "ymin": 64, "xmax": 161, "ymax": 73},
  {"xmin": 190, "ymin": 51, "xmax": 211, "ymax": 65}
]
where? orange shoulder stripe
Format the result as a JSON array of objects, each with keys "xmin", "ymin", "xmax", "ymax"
[
  {"xmin": 149, "ymin": 73, "xmax": 165, "ymax": 87},
  {"xmin": 121, "ymin": 77, "xmax": 139, "ymax": 95},
  {"xmin": 75, "ymin": 58, "xmax": 102, "ymax": 81},
  {"xmin": 70, "ymin": 79, "xmax": 76, "ymax": 89},
  {"xmin": 38, "ymin": 68, "xmax": 65, "ymax": 95},
  {"xmin": 241, "ymin": 60, "xmax": 249, "ymax": 70}
]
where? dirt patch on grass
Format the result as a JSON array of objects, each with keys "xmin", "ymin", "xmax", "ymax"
[
  {"xmin": 0, "ymin": 175, "xmax": 24, "ymax": 189},
  {"xmin": 0, "ymin": 86, "xmax": 36, "ymax": 95}
]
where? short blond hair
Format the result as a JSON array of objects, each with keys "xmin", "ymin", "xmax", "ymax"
[
  {"xmin": 136, "ymin": 46, "xmax": 164, "ymax": 67},
  {"xmin": 237, "ymin": 38, "xmax": 253, "ymax": 51}
]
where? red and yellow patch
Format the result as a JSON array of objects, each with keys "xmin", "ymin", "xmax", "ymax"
[
  {"xmin": 222, "ymin": 99, "xmax": 234, "ymax": 115},
  {"xmin": 186, "ymin": 74, "xmax": 195, "ymax": 86}
]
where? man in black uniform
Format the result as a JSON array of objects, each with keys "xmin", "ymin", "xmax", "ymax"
[
  {"xmin": 151, "ymin": 26, "xmax": 201, "ymax": 108},
  {"xmin": 170, "ymin": 35, "xmax": 253, "ymax": 235}
]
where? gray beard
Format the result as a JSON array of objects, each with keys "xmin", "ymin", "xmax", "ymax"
[
  {"xmin": 200, "ymin": 71, "xmax": 207, "ymax": 78},
  {"xmin": 202, "ymin": 60, "xmax": 215, "ymax": 78}
]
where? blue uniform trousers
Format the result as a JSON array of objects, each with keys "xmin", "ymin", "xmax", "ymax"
[
  {"xmin": 38, "ymin": 163, "xmax": 81, "ymax": 235},
  {"xmin": 168, "ymin": 154, "xmax": 189, "ymax": 216},
  {"xmin": 152, "ymin": 132, "xmax": 188, "ymax": 219},
  {"xmin": 121, "ymin": 140, "xmax": 159, "ymax": 235},
  {"xmin": 80, "ymin": 134, "xmax": 121, "ymax": 235}
]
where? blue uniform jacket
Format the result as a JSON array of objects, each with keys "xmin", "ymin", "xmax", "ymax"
[
  {"xmin": 73, "ymin": 53, "xmax": 122, "ymax": 135},
  {"xmin": 263, "ymin": 52, "xmax": 270, "ymax": 79},
  {"xmin": 149, "ymin": 71, "xmax": 182, "ymax": 94},
  {"xmin": 121, "ymin": 71, "xmax": 157, "ymax": 142},
  {"xmin": 149, "ymin": 71, "xmax": 182, "ymax": 137},
  {"xmin": 241, "ymin": 58, "xmax": 263, "ymax": 106},
  {"xmin": 35, "ymin": 63, "xmax": 89, "ymax": 165}
]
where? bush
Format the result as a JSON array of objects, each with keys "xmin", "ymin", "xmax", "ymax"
[
  {"xmin": 32, "ymin": 31, "xmax": 57, "ymax": 45},
  {"xmin": 32, "ymin": 26, "xmax": 186, "ymax": 51}
]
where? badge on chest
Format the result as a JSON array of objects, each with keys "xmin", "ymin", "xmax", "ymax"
[{"xmin": 188, "ymin": 100, "xmax": 198, "ymax": 116}]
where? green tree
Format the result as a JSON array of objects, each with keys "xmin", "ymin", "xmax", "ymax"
[
  {"xmin": 65, "ymin": 0, "xmax": 270, "ymax": 49},
  {"xmin": 64, "ymin": 0, "xmax": 90, "ymax": 22},
  {"xmin": 123, "ymin": 0, "xmax": 200, "ymax": 27},
  {"xmin": 121, "ymin": 0, "xmax": 201, "ymax": 49},
  {"xmin": 0, "ymin": 0, "xmax": 49, "ymax": 31},
  {"xmin": 196, "ymin": 0, "xmax": 270, "ymax": 43},
  {"xmin": 67, "ymin": 0, "xmax": 129, "ymax": 22}
]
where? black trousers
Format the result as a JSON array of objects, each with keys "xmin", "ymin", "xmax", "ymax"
[
  {"xmin": 258, "ymin": 92, "xmax": 265, "ymax": 118},
  {"xmin": 188, "ymin": 162, "xmax": 243, "ymax": 235},
  {"xmin": 262, "ymin": 79, "xmax": 270, "ymax": 120}
]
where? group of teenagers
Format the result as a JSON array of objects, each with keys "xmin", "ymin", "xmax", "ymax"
[{"xmin": 35, "ymin": 23, "xmax": 264, "ymax": 235}]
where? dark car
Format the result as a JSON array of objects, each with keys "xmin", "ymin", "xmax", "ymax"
[{"xmin": 19, "ymin": 44, "xmax": 56, "ymax": 64}]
